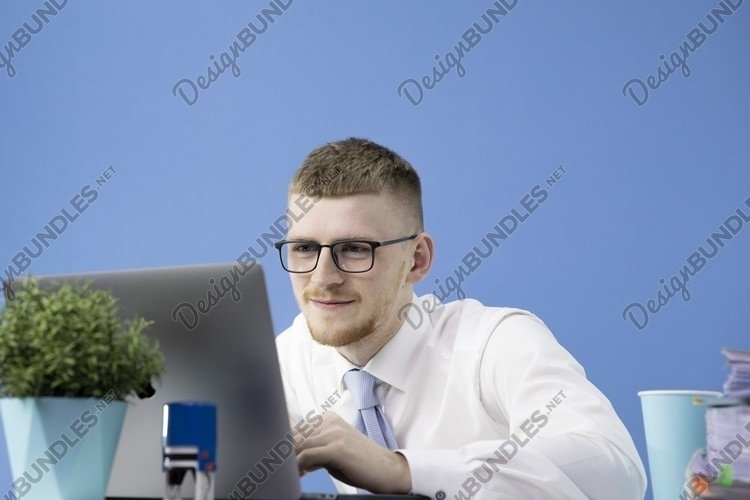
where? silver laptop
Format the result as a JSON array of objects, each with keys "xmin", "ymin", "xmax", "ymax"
[
  {"xmin": 37, "ymin": 262, "xmax": 300, "ymax": 499},
  {"xmin": 36, "ymin": 263, "xmax": 426, "ymax": 500}
]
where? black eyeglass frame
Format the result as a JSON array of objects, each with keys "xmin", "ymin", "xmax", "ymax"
[{"xmin": 273, "ymin": 234, "xmax": 419, "ymax": 273}]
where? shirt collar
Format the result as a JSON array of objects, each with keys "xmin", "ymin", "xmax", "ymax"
[{"xmin": 332, "ymin": 291, "xmax": 438, "ymax": 394}]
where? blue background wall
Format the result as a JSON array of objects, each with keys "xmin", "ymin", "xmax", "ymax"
[{"xmin": 1, "ymin": 1, "xmax": 748, "ymax": 498}]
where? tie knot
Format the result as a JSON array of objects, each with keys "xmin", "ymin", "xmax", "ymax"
[{"xmin": 343, "ymin": 369, "xmax": 380, "ymax": 410}]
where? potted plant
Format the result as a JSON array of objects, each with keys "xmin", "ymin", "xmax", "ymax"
[{"xmin": 0, "ymin": 276, "xmax": 165, "ymax": 500}]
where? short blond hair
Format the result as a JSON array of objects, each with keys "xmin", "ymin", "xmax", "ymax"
[{"xmin": 289, "ymin": 137, "xmax": 424, "ymax": 232}]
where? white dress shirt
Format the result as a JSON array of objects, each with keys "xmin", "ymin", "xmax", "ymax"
[{"xmin": 275, "ymin": 292, "xmax": 647, "ymax": 499}]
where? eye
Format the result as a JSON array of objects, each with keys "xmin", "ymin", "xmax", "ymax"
[
  {"xmin": 340, "ymin": 243, "xmax": 371, "ymax": 254},
  {"xmin": 290, "ymin": 242, "xmax": 316, "ymax": 254}
]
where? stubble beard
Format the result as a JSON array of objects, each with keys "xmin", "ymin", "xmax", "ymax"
[{"xmin": 306, "ymin": 262, "xmax": 407, "ymax": 347}]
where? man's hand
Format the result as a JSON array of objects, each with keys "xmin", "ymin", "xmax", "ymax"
[{"xmin": 293, "ymin": 411, "xmax": 412, "ymax": 494}]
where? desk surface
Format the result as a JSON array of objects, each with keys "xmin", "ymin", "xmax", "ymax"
[{"xmin": 106, "ymin": 495, "xmax": 428, "ymax": 499}]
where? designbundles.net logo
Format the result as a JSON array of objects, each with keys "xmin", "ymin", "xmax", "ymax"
[
  {"xmin": 396, "ymin": 0, "xmax": 521, "ymax": 107},
  {"xmin": 622, "ymin": 195, "xmax": 750, "ymax": 331},
  {"xmin": 2, "ymin": 165, "xmax": 117, "ymax": 285},
  {"xmin": 621, "ymin": 0, "xmax": 744, "ymax": 106},
  {"xmin": 0, "ymin": 0, "xmax": 70, "ymax": 79},
  {"xmin": 172, "ymin": 0, "xmax": 294, "ymax": 106},
  {"xmin": 398, "ymin": 164, "xmax": 566, "ymax": 328},
  {"xmin": 170, "ymin": 194, "xmax": 319, "ymax": 331}
]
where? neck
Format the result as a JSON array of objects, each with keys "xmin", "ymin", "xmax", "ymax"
[
  {"xmin": 336, "ymin": 318, "xmax": 404, "ymax": 367},
  {"xmin": 336, "ymin": 290, "xmax": 414, "ymax": 366}
]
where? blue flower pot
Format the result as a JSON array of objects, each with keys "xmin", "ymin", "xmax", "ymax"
[{"xmin": 0, "ymin": 397, "xmax": 127, "ymax": 500}]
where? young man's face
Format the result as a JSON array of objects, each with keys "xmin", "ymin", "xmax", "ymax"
[{"xmin": 285, "ymin": 191, "xmax": 417, "ymax": 347}]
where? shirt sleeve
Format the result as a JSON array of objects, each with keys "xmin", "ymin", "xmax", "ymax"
[{"xmin": 397, "ymin": 312, "xmax": 647, "ymax": 500}]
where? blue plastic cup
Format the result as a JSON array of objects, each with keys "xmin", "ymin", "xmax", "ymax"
[{"xmin": 638, "ymin": 390, "xmax": 723, "ymax": 500}]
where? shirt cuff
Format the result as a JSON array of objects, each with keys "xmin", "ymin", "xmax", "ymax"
[{"xmin": 396, "ymin": 448, "xmax": 469, "ymax": 500}]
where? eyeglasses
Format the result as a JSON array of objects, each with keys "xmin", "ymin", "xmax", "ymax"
[{"xmin": 274, "ymin": 234, "xmax": 419, "ymax": 273}]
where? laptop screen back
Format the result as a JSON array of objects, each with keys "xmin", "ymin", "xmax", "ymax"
[{"xmin": 37, "ymin": 262, "xmax": 301, "ymax": 499}]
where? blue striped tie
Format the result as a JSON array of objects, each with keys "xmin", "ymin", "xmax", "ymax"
[{"xmin": 344, "ymin": 368, "xmax": 399, "ymax": 451}]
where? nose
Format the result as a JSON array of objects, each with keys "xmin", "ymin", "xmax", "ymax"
[{"xmin": 309, "ymin": 246, "xmax": 344, "ymax": 288}]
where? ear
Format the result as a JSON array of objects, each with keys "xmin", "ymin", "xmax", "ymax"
[{"xmin": 405, "ymin": 233, "xmax": 435, "ymax": 284}]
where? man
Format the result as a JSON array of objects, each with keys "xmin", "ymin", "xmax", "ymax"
[{"xmin": 275, "ymin": 137, "xmax": 647, "ymax": 499}]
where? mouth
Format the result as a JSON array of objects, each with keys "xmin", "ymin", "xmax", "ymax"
[{"xmin": 311, "ymin": 299, "xmax": 355, "ymax": 310}]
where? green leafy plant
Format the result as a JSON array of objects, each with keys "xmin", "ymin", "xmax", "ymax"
[{"xmin": 0, "ymin": 276, "xmax": 165, "ymax": 399}]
